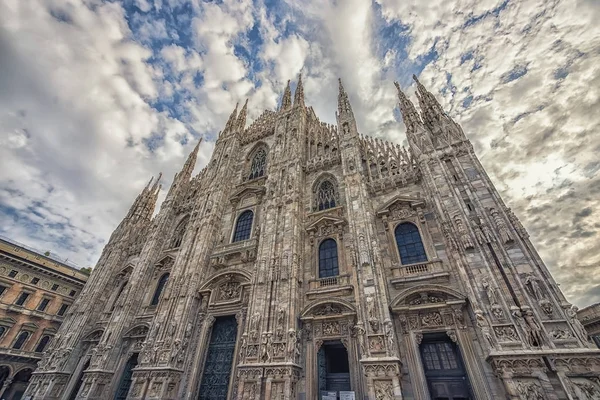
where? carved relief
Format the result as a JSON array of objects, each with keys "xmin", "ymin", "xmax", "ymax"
[
  {"xmin": 489, "ymin": 208, "xmax": 513, "ymax": 244},
  {"xmin": 373, "ymin": 380, "xmax": 395, "ymax": 400},
  {"xmin": 421, "ymin": 312, "xmax": 442, "ymax": 327},
  {"xmin": 516, "ymin": 380, "xmax": 545, "ymax": 400},
  {"xmin": 217, "ymin": 279, "xmax": 241, "ymax": 301}
]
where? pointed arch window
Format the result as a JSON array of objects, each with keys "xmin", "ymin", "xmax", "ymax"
[
  {"xmin": 34, "ymin": 335, "xmax": 51, "ymax": 353},
  {"xmin": 316, "ymin": 180, "xmax": 337, "ymax": 211},
  {"xmin": 151, "ymin": 273, "xmax": 170, "ymax": 306},
  {"xmin": 394, "ymin": 222, "xmax": 427, "ymax": 265},
  {"xmin": 232, "ymin": 210, "xmax": 253, "ymax": 242},
  {"xmin": 248, "ymin": 148, "xmax": 267, "ymax": 180},
  {"xmin": 319, "ymin": 239, "xmax": 339, "ymax": 278},
  {"xmin": 12, "ymin": 331, "xmax": 29, "ymax": 350},
  {"xmin": 171, "ymin": 216, "xmax": 189, "ymax": 249}
]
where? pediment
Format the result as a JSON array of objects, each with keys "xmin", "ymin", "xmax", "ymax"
[
  {"xmin": 390, "ymin": 284, "xmax": 466, "ymax": 310},
  {"xmin": 230, "ymin": 185, "xmax": 266, "ymax": 204},
  {"xmin": 155, "ymin": 255, "xmax": 175, "ymax": 268},
  {"xmin": 306, "ymin": 215, "xmax": 346, "ymax": 233},
  {"xmin": 82, "ymin": 329, "xmax": 104, "ymax": 342},
  {"xmin": 124, "ymin": 324, "xmax": 149, "ymax": 338},
  {"xmin": 0, "ymin": 317, "xmax": 16, "ymax": 326},
  {"xmin": 300, "ymin": 299, "xmax": 356, "ymax": 320},
  {"xmin": 376, "ymin": 195, "xmax": 425, "ymax": 217}
]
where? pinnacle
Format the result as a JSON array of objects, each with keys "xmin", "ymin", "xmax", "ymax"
[
  {"xmin": 280, "ymin": 80, "xmax": 292, "ymax": 111},
  {"xmin": 293, "ymin": 73, "xmax": 304, "ymax": 106}
]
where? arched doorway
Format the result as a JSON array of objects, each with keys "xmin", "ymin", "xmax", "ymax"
[
  {"xmin": 114, "ymin": 354, "xmax": 138, "ymax": 400},
  {"xmin": 4, "ymin": 368, "xmax": 33, "ymax": 400},
  {"xmin": 318, "ymin": 341, "xmax": 351, "ymax": 397}
]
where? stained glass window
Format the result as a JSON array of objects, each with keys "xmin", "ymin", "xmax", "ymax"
[
  {"xmin": 316, "ymin": 180, "xmax": 337, "ymax": 211},
  {"xmin": 248, "ymin": 148, "xmax": 267, "ymax": 180},
  {"xmin": 394, "ymin": 222, "xmax": 427, "ymax": 265},
  {"xmin": 232, "ymin": 210, "xmax": 253, "ymax": 242},
  {"xmin": 319, "ymin": 239, "xmax": 339, "ymax": 278}
]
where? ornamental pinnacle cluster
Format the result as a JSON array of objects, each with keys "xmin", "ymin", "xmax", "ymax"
[{"xmin": 25, "ymin": 76, "xmax": 600, "ymax": 400}]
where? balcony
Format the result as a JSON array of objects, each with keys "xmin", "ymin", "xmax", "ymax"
[
  {"xmin": 306, "ymin": 274, "xmax": 353, "ymax": 299},
  {"xmin": 390, "ymin": 260, "xmax": 449, "ymax": 287}
]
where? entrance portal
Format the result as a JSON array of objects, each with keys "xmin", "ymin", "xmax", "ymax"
[
  {"xmin": 318, "ymin": 341, "xmax": 351, "ymax": 398},
  {"xmin": 199, "ymin": 315, "xmax": 238, "ymax": 400},
  {"xmin": 115, "ymin": 353, "xmax": 138, "ymax": 400},
  {"xmin": 419, "ymin": 333, "xmax": 472, "ymax": 400}
]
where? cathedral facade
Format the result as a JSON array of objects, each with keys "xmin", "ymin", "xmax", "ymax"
[{"xmin": 24, "ymin": 76, "xmax": 600, "ymax": 400}]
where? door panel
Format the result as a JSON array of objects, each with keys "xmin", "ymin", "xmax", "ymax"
[{"xmin": 199, "ymin": 316, "xmax": 238, "ymax": 400}]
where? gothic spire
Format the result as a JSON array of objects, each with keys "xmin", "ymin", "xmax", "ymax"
[
  {"xmin": 181, "ymin": 138, "xmax": 202, "ymax": 179},
  {"xmin": 236, "ymin": 98, "xmax": 248, "ymax": 131},
  {"xmin": 280, "ymin": 80, "xmax": 292, "ymax": 111},
  {"xmin": 223, "ymin": 102, "xmax": 239, "ymax": 135},
  {"xmin": 337, "ymin": 78, "xmax": 355, "ymax": 119},
  {"xmin": 412, "ymin": 74, "xmax": 465, "ymax": 144},
  {"xmin": 293, "ymin": 74, "xmax": 305, "ymax": 107},
  {"xmin": 394, "ymin": 81, "xmax": 433, "ymax": 157},
  {"xmin": 394, "ymin": 81, "xmax": 422, "ymax": 133}
]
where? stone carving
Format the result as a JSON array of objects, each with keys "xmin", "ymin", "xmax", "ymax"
[
  {"xmin": 313, "ymin": 303, "xmax": 343, "ymax": 316},
  {"xmin": 369, "ymin": 335, "xmax": 385, "ymax": 352},
  {"xmin": 276, "ymin": 307, "xmax": 286, "ymax": 340},
  {"xmin": 249, "ymin": 312, "xmax": 261, "ymax": 342},
  {"xmin": 322, "ymin": 321, "xmax": 341, "ymax": 336},
  {"xmin": 217, "ymin": 279, "xmax": 241, "ymax": 301},
  {"xmin": 491, "ymin": 304, "xmax": 505, "ymax": 320},
  {"xmin": 481, "ymin": 277, "xmax": 498, "ymax": 305},
  {"xmin": 287, "ymin": 329, "xmax": 300, "ymax": 361},
  {"xmin": 446, "ymin": 330, "xmax": 458, "ymax": 343},
  {"xmin": 567, "ymin": 306, "xmax": 590, "ymax": 344},
  {"xmin": 374, "ymin": 380, "xmax": 394, "ymax": 400},
  {"xmin": 366, "ymin": 294, "xmax": 380, "ymax": 332},
  {"xmin": 570, "ymin": 379, "xmax": 600, "ymax": 400},
  {"xmin": 454, "ymin": 216, "xmax": 474, "ymax": 250},
  {"xmin": 524, "ymin": 274, "xmax": 544, "ymax": 300},
  {"xmin": 421, "ymin": 312, "xmax": 442, "ymax": 327},
  {"xmin": 549, "ymin": 328, "xmax": 573, "ymax": 340},
  {"xmin": 475, "ymin": 310, "xmax": 495, "ymax": 347},
  {"xmin": 494, "ymin": 326, "xmax": 519, "ymax": 342},
  {"xmin": 352, "ymin": 323, "xmax": 367, "ymax": 356},
  {"xmin": 260, "ymin": 332, "xmax": 272, "ymax": 362},
  {"xmin": 523, "ymin": 310, "xmax": 544, "ymax": 347},
  {"xmin": 489, "ymin": 208, "xmax": 512, "ymax": 244},
  {"xmin": 384, "ymin": 319, "xmax": 397, "ymax": 356},
  {"xmin": 516, "ymin": 380, "xmax": 545, "ymax": 400}
]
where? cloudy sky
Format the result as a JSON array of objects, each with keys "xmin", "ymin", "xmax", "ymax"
[{"xmin": 0, "ymin": 0, "xmax": 598, "ymax": 306}]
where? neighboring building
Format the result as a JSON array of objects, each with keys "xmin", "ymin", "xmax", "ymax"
[
  {"xmin": 25, "ymin": 76, "xmax": 600, "ymax": 400},
  {"xmin": 579, "ymin": 303, "xmax": 600, "ymax": 348},
  {"xmin": 0, "ymin": 237, "xmax": 88, "ymax": 399}
]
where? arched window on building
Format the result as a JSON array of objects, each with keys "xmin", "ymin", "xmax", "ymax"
[
  {"xmin": 171, "ymin": 216, "xmax": 189, "ymax": 249},
  {"xmin": 12, "ymin": 331, "xmax": 29, "ymax": 350},
  {"xmin": 34, "ymin": 335, "xmax": 51, "ymax": 353},
  {"xmin": 394, "ymin": 222, "xmax": 427, "ymax": 265},
  {"xmin": 318, "ymin": 239, "xmax": 339, "ymax": 278},
  {"xmin": 316, "ymin": 180, "xmax": 337, "ymax": 211},
  {"xmin": 151, "ymin": 273, "xmax": 170, "ymax": 306},
  {"xmin": 248, "ymin": 148, "xmax": 267, "ymax": 180},
  {"xmin": 232, "ymin": 210, "xmax": 254, "ymax": 242}
]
